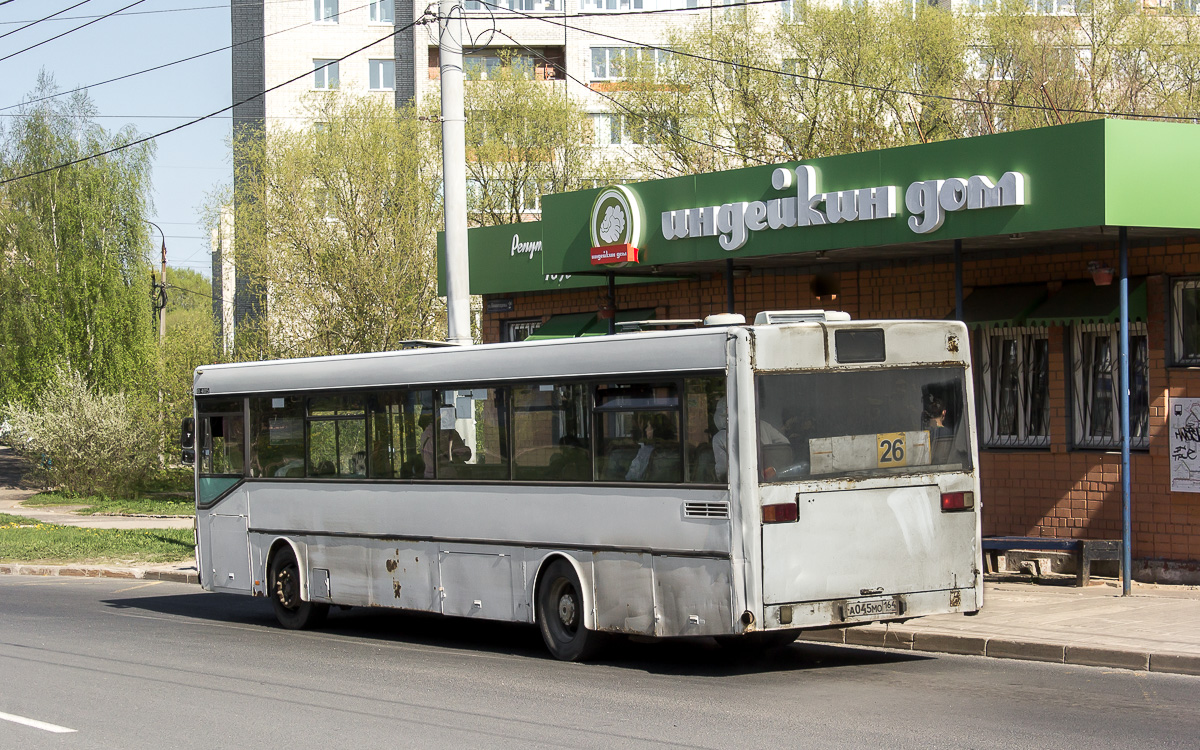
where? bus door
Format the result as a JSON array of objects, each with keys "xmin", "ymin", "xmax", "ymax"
[
  {"xmin": 195, "ymin": 399, "xmax": 251, "ymax": 593},
  {"xmin": 754, "ymin": 367, "xmax": 978, "ymax": 609}
]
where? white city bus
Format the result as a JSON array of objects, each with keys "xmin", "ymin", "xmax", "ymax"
[{"xmin": 187, "ymin": 312, "xmax": 982, "ymax": 660}]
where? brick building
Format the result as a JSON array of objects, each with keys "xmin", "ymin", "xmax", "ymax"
[{"xmin": 448, "ymin": 119, "xmax": 1200, "ymax": 580}]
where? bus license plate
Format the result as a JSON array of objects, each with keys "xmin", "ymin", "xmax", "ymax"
[{"xmin": 843, "ymin": 598, "xmax": 899, "ymax": 620}]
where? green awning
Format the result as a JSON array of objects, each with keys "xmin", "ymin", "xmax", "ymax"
[
  {"xmin": 1025, "ymin": 278, "xmax": 1147, "ymax": 327},
  {"xmin": 955, "ymin": 284, "xmax": 1048, "ymax": 329},
  {"xmin": 524, "ymin": 312, "xmax": 596, "ymax": 341},
  {"xmin": 580, "ymin": 308, "xmax": 657, "ymax": 336}
]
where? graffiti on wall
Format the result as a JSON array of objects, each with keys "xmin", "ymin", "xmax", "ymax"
[{"xmin": 1170, "ymin": 398, "xmax": 1200, "ymax": 493}]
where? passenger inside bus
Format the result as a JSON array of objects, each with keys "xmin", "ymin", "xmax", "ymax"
[
  {"xmin": 624, "ymin": 412, "xmax": 678, "ymax": 481},
  {"xmin": 419, "ymin": 414, "xmax": 472, "ymax": 478}
]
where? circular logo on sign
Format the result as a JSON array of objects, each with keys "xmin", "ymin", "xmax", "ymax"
[{"xmin": 590, "ymin": 185, "xmax": 642, "ymax": 248}]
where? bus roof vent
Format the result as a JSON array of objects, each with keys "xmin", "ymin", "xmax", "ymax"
[
  {"xmin": 754, "ymin": 310, "xmax": 851, "ymax": 325},
  {"xmin": 703, "ymin": 313, "xmax": 746, "ymax": 326}
]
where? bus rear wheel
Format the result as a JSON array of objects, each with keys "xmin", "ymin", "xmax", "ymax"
[
  {"xmin": 269, "ymin": 546, "xmax": 329, "ymax": 630},
  {"xmin": 536, "ymin": 559, "xmax": 602, "ymax": 662}
]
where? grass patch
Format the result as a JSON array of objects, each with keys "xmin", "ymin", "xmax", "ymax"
[
  {"xmin": 0, "ymin": 516, "xmax": 194, "ymax": 565},
  {"xmin": 20, "ymin": 491, "xmax": 194, "ymax": 517}
]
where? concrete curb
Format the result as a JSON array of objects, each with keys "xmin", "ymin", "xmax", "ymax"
[
  {"xmin": 0, "ymin": 563, "xmax": 198, "ymax": 585},
  {"xmin": 800, "ymin": 625, "xmax": 1198, "ymax": 677}
]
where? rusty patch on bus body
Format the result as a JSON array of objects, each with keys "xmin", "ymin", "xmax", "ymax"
[
  {"xmin": 386, "ymin": 559, "xmax": 398, "ymax": 573},
  {"xmin": 393, "ymin": 581, "xmax": 402, "ymax": 599}
]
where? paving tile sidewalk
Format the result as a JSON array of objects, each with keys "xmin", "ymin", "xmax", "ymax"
[{"xmin": 802, "ymin": 581, "xmax": 1200, "ymax": 676}]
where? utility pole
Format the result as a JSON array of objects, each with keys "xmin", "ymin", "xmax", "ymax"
[
  {"xmin": 439, "ymin": 0, "xmax": 472, "ymax": 346},
  {"xmin": 147, "ymin": 220, "xmax": 167, "ymax": 342}
]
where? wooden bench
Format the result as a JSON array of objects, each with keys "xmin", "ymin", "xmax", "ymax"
[{"xmin": 981, "ymin": 537, "xmax": 1123, "ymax": 587}]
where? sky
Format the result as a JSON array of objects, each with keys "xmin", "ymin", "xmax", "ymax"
[{"xmin": 3, "ymin": 0, "xmax": 234, "ymax": 278}]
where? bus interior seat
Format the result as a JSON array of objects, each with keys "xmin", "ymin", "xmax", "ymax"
[
  {"xmin": 602, "ymin": 447, "xmax": 638, "ymax": 480},
  {"xmin": 647, "ymin": 450, "xmax": 682, "ymax": 483}
]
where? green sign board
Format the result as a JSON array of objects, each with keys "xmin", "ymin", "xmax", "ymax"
[{"xmin": 450, "ymin": 119, "xmax": 1200, "ymax": 290}]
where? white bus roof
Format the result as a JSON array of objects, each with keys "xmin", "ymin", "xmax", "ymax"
[{"xmin": 193, "ymin": 318, "xmax": 965, "ymax": 397}]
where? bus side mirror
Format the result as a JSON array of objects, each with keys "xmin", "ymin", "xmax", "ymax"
[
  {"xmin": 181, "ymin": 417, "xmax": 195, "ymax": 449},
  {"xmin": 182, "ymin": 448, "xmax": 195, "ymax": 465}
]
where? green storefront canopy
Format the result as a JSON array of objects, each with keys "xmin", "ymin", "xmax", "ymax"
[
  {"xmin": 524, "ymin": 312, "xmax": 596, "ymax": 341},
  {"xmin": 956, "ymin": 284, "xmax": 1048, "ymax": 329},
  {"xmin": 526, "ymin": 309, "xmax": 658, "ymax": 340},
  {"xmin": 1025, "ymin": 278, "xmax": 1147, "ymax": 328}
]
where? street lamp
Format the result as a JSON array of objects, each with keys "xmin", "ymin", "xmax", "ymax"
[{"xmin": 147, "ymin": 220, "xmax": 167, "ymax": 341}]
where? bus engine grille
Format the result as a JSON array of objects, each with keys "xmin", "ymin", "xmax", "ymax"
[{"xmin": 683, "ymin": 502, "xmax": 730, "ymax": 519}]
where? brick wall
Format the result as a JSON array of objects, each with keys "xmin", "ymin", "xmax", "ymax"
[{"xmin": 482, "ymin": 240, "xmax": 1200, "ymax": 564}]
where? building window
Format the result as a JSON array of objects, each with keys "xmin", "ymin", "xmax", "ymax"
[
  {"xmin": 464, "ymin": 50, "xmax": 534, "ymax": 80},
  {"xmin": 1172, "ymin": 278, "xmax": 1200, "ymax": 365},
  {"xmin": 314, "ymin": 0, "xmax": 338, "ymax": 22},
  {"xmin": 313, "ymin": 59, "xmax": 339, "ymax": 89},
  {"xmin": 589, "ymin": 47, "xmax": 670, "ymax": 81},
  {"xmin": 369, "ymin": 59, "xmax": 395, "ymax": 90},
  {"xmin": 369, "ymin": 0, "xmax": 394, "ymax": 22},
  {"xmin": 980, "ymin": 328, "xmax": 1050, "ymax": 448},
  {"xmin": 504, "ymin": 319, "xmax": 543, "ymax": 343},
  {"xmin": 781, "ymin": 0, "xmax": 804, "ymax": 20},
  {"xmin": 583, "ymin": 0, "xmax": 644, "ymax": 10},
  {"xmin": 1071, "ymin": 323, "xmax": 1149, "ymax": 450}
]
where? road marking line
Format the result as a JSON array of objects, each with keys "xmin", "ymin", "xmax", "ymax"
[
  {"xmin": 111, "ymin": 581, "xmax": 163, "ymax": 593},
  {"xmin": 0, "ymin": 710, "xmax": 77, "ymax": 733}
]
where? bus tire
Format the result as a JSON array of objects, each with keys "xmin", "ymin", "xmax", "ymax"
[
  {"xmin": 714, "ymin": 629, "xmax": 799, "ymax": 654},
  {"xmin": 536, "ymin": 559, "xmax": 602, "ymax": 662},
  {"xmin": 269, "ymin": 546, "xmax": 329, "ymax": 630}
]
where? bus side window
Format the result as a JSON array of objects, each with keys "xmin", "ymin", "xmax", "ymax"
[
  {"xmin": 307, "ymin": 395, "xmax": 366, "ymax": 479},
  {"xmin": 594, "ymin": 382, "xmax": 682, "ymax": 483},
  {"xmin": 369, "ymin": 390, "xmax": 431, "ymax": 479},
  {"xmin": 684, "ymin": 377, "xmax": 725, "ymax": 483},
  {"xmin": 249, "ymin": 396, "xmax": 304, "ymax": 478}
]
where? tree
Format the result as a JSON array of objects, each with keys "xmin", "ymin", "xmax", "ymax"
[
  {"xmin": 455, "ymin": 54, "xmax": 621, "ymax": 226},
  {"xmin": 158, "ymin": 267, "xmax": 218, "ymax": 451},
  {"xmin": 610, "ymin": 1, "xmax": 1200, "ymax": 170},
  {"xmin": 0, "ymin": 73, "xmax": 158, "ymax": 407},
  {"xmin": 229, "ymin": 93, "xmax": 445, "ymax": 359}
]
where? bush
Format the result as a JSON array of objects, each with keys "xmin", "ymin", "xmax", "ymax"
[{"xmin": 2, "ymin": 367, "xmax": 158, "ymax": 497}]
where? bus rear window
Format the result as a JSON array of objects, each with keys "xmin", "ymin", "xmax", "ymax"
[{"xmin": 755, "ymin": 367, "xmax": 970, "ymax": 482}]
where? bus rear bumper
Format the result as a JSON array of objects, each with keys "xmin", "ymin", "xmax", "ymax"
[{"xmin": 760, "ymin": 587, "xmax": 979, "ymax": 632}]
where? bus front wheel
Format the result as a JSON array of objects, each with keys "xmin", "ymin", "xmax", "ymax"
[
  {"xmin": 536, "ymin": 559, "xmax": 602, "ymax": 662},
  {"xmin": 269, "ymin": 546, "xmax": 329, "ymax": 630}
]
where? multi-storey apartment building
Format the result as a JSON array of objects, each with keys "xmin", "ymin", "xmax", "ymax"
[{"xmin": 217, "ymin": 0, "xmax": 727, "ymax": 340}]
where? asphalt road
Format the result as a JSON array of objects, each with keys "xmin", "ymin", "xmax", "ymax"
[{"xmin": 1, "ymin": 576, "xmax": 1198, "ymax": 750}]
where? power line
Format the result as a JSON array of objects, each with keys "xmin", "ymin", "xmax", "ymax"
[
  {"xmin": 0, "ymin": 0, "xmax": 380, "ymax": 114},
  {"xmin": 0, "ymin": 13, "xmax": 435, "ymax": 186},
  {"xmin": 0, "ymin": 0, "xmax": 149, "ymax": 65},
  {"xmin": 0, "ymin": 0, "xmax": 94, "ymax": 42},
  {"xmin": 483, "ymin": 0, "xmax": 1200, "ymax": 123},
  {"xmin": 0, "ymin": 0, "xmax": 316, "ymax": 24}
]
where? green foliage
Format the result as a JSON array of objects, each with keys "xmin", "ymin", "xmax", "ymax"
[
  {"xmin": 0, "ymin": 73, "xmax": 158, "ymax": 407},
  {"xmin": 0, "ymin": 519, "xmax": 195, "ymax": 564},
  {"xmin": 229, "ymin": 93, "xmax": 445, "ymax": 359},
  {"xmin": 611, "ymin": 0, "xmax": 1200, "ymax": 171},
  {"xmin": 20, "ymin": 492, "xmax": 194, "ymax": 517},
  {"xmin": 453, "ymin": 54, "xmax": 622, "ymax": 226},
  {"xmin": 157, "ymin": 267, "xmax": 218, "ymax": 456},
  {"xmin": 2, "ymin": 367, "xmax": 159, "ymax": 497}
]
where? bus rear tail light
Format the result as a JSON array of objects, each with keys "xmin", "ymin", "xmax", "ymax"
[
  {"xmin": 941, "ymin": 491, "xmax": 974, "ymax": 512},
  {"xmin": 762, "ymin": 502, "xmax": 799, "ymax": 524}
]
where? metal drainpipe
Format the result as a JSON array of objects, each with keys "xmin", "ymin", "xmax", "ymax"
[
  {"xmin": 954, "ymin": 239, "xmax": 963, "ymax": 321},
  {"xmin": 607, "ymin": 272, "xmax": 616, "ymax": 336},
  {"xmin": 1119, "ymin": 227, "xmax": 1132, "ymax": 596},
  {"xmin": 726, "ymin": 258, "xmax": 735, "ymax": 315}
]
